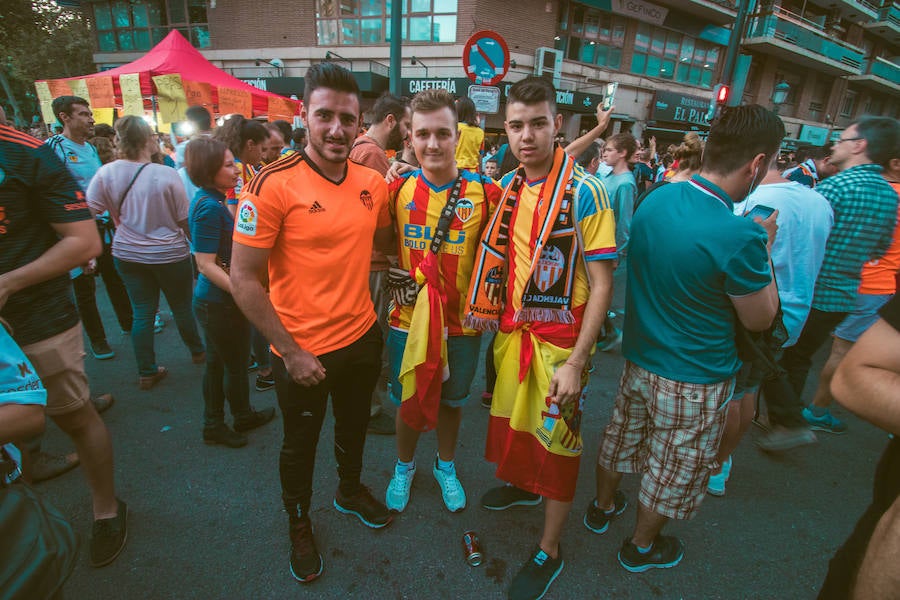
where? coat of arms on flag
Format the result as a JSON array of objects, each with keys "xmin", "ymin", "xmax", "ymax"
[
  {"xmin": 533, "ymin": 245, "xmax": 565, "ymax": 292},
  {"xmin": 455, "ymin": 198, "xmax": 474, "ymax": 223},
  {"xmin": 484, "ymin": 266, "xmax": 504, "ymax": 306}
]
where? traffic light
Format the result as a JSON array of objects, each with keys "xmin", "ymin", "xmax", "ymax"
[{"xmin": 707, "ymin": 83, "xmax": 730, "ymax": 122}]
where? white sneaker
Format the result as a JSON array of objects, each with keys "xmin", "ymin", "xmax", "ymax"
[
  {"xmin": 433, "ymin": 458, "xmax": 466, "ymax": 512},
  {"xmin": 385, "ymin": 462, "xmax": 415, "ymax": 512}
]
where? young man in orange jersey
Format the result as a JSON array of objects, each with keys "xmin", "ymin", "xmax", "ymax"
[
  {"xmin": 465, "ymin": 77, "xmax": 616, "ymax": 599},
  {"xmin": 230, "ymin": 63, "xmax": 396, "ymax": 584},
  {"xmin": 382, "ymin": 89, "xmax": 501, "ymax": 514}
]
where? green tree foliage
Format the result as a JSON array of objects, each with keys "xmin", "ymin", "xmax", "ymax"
[{"xmin": 0, "ymin": 0, "xmax": 94, "ymax": 125}]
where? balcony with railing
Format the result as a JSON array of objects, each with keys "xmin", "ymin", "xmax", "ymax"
[
  {"xmin": 847, "ymin": 55, "xmax": 900, "ymax": 93},
  {"xmin": 862, "ymin": 2, "xmax": 900, "ymax": 43},
  {"xmin": 655, "ymin": 0, "xmax": 736, "ymax": 25},
  {"xmin": 743, "ymin": 7, "xmax": 866, "ymax": 76}
]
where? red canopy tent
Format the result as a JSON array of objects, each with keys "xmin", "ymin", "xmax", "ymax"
[{"xmin": 45, "ymin": 30, "xmax": 295, "ymax": 118}]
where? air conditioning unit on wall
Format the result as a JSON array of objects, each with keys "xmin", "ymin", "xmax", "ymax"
[{"xmin": 534, "ymin": 47, "xmax": 563, "ymax": 88}]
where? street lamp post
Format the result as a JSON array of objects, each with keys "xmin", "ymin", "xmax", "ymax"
[{"xmin": 772, "ymin": 80, "xmax": 790, "ymax": 115}]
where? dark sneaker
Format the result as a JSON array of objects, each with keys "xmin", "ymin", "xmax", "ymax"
[
  {"xmin": 234, "ymin": 407, "xmax": 276, "ymax": 432},
  {"xmin": 91, "ymin": 498, "xmax": 128, "ymax": 567},
  {"xmin": 481, "ymin": 392, "xmax": 492, "ymax": 409},
  {"xmin": 248, "ymin": 358, "xmax": 259, "ymax": 373},
  {"xmin": 138, "ymin": 366, "xmax": 168, "ymax": 390},
  {"xmin": 481, "ymin": 484, "xmax": 542, "ymax": 511},
  {"xmin": 596, "ymin": 327, "xmax": 623, "ymax": 352},
  {"xmin": 91, "ymin": 340, "xmax": 115, "ymax": 360},
  {"xmin": 203, "ymin": 424, "xmax": 248, "ymax": 448},
  {"xmin": 508, "ymin": 546, "xmax": 564, "ymax": 600},
  {"xmin": 289, "ymin": 516, "xmax": 323, "ymax": 583},
  {"xmin": 30, "ymin": 451, "xmax": 80, "ymax": 483},
  {"xmin": 583, "ymin": 490, "xmax": 628, "ymax": 534},
  {"xmin": 255, "ymin": 372, "xmax": 275, "ymax": 392},
  {"xmin": 334, "ymin": 486, "xmax": 393, "ymax": 529},
  {"xmin": 617, "ymin": 535, "xmax": 685, "ymax": 573},
  {"xmin": 92, "ymin": 393, "xmax": 115, "ymax": 415},
  {"xmin": 366, "ymin": 411, "xmax": 396, "ymax": 435}
]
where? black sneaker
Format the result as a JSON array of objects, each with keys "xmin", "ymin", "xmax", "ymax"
[
  {"xmin": 617, "ymin": 535, "xmax": 685, "ymax": 573},
  {"xmin": 233, "ymin": 407, "xmax": 276, "ymax": 432},
  {"xmin": 481, "ymin": 484, "xmax": 542, "ymax": 511},
  {"xmin": 289, "ymin": 516, "xmax": 323, "ymax": 583},
  {"xmin": 90, "ymin": 498, "xmax": 128, "ymax": 567},
  {"xmin": 91, "ymin": 340, "xmax": 115, "ymax": 360},
  {"xmin": 508, "ymin": 546, "xmax": 564, "ymax": 600},
  {"xmin": 583, "ymin": 490, "xmax": 628, "ymax": 534},
  {"xmin": 255, "ymin": 372, "xmax": 275, "ymax": 392},
  {"xmin": 203, "ymin": 424, "xmax": 248, "ymax": 448},
  {"xmin": 333, "ymin": 486, "xmax": 393, "ymax": 529},
  {"xmin": 480, "ymin": 392, "xmax": 492, "ymax": 409}
]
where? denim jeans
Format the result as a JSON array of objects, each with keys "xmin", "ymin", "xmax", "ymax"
[
  {"xmin": 276, "ymin": 323, "xmax": 381, "ymax": 514},
  {"xmin": 193, "ymin": 298, "xmax": 252, "ymax": 428},
  {"xmin": 115, "ymin": 257, "xmax": 204, "ymax": 376}
]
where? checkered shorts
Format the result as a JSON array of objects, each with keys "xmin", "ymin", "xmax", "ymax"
[{"xmin": 597, "ymin": 361, "xmax": 732, "ymax": 520}]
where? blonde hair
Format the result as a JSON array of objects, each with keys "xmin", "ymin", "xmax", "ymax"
[
  {"xmin": 114, "ymin": 116, "xmax": 153, "ymax": 160},
  {"xmin": 674, "ymin": 132, "xmax": 703, "ymax": 172}
]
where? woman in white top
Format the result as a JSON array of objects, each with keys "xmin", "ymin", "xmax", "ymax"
[{"xmin": 86, "ymin": 116, "xmax": 205, "ymax": 390}]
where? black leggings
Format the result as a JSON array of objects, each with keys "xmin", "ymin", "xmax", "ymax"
[{"xmin": 275, "ymin": 324, "xmax": 382, "ymax": 514}]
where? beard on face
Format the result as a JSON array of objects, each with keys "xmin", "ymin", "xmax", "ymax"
[{"xmin": 386, "ymin": 122, "xmax": 405, "ymax": 152}]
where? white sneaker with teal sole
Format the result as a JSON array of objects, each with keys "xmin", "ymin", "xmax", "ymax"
[
  {"xmin": 385, "ymin": 462, "xmax": 415, "ymax": 512},
  {"xmin": 433, "ymin": 459, "xmax": 466, "ymax": 512}
]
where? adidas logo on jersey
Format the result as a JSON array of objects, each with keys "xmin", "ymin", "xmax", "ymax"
[
  {"xmin": 404, "ymin": 200, "xmax": 416, "ymax": 210},
  {"xmin": 309, "ymin": 201, "xmax": 326, "ymax": 214}
]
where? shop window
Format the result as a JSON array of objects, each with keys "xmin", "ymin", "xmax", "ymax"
[
  {"xmin": 318, "ymin": 0, "xmax": 456, "ymax": 44},
  {"xmin": 91, "ymin": 0, "xmax": 209, "ymax": 52}
]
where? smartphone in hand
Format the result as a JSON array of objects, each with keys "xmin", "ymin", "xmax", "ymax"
[
  {"xmin": 744, "ymin": 204, "xmax": 775, "ymax": 221},
  {"xmin": 602, "ymin": 82, "xmax": 618, "ymax": 111}
]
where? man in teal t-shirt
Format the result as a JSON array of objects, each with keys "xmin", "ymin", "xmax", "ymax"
[{"xmin": 586, "ymin": 105, "xmax": 783, "ymax": 574}]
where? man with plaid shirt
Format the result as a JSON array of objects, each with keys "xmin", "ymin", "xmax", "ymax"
[
  {"xmin": 758, "ymin": 116, "xmax": 899, "ymax": 451},
  {"xmin": 587, "ymin": 105, "xmax": 783, "ymax": 573}
]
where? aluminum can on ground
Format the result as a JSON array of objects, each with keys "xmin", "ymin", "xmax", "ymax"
[{"xmin": 462, "ymin": 530, "xmax": 483, "ymax": 566}]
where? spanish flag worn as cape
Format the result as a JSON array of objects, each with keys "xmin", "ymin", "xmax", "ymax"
[{"xmin": 398, "ymin": 252, "xmax": 450, "ymax": 432}]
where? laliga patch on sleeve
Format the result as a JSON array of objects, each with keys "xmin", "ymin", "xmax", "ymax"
[{"xmin": 236, "ymin": 200, "xmax": 258, "ymax": 236}]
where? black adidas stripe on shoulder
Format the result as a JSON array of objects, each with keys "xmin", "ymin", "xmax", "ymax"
[{"xmin": 246, "ymin": 152, "xmax": 304, "ymax": 196}]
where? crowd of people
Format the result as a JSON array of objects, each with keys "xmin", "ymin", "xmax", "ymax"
[{"xmin": 1, "ymin": 63, "xmax": 899, "ymax": 600}]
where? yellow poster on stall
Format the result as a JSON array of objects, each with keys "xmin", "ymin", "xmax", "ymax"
[
  {"xmin": 119, "ymin": 73, "xmax": 144, "ymax": 116},
  {"xmin": 67, "ymin": 78, "xmax": 90, "ymax": 102},
  {"xmin": 34, "ymin": 81, "xmax": 56, "ymax": 124},
  {"xmin": 92, "ymin": 107, "xmax": 115, "ymax": 126},
  {"xmin": 151, "ymin": 74, "xmax": 188, "ymax": 124}
]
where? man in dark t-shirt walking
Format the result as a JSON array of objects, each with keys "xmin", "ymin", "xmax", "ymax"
[{"xmin": 0, "ymin": 123, "xmax": 128, "ymax": 567}]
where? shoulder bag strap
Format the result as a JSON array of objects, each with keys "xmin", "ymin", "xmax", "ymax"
[
  {"xmin": 428, "ymin": 174, "xmax": 465, "ymax": 256},
  {"xmin": 117, "ymin": 163, "xmax": 150, "ymax": 216}
]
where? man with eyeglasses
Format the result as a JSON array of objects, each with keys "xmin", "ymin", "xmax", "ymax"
[{"xmin": 758, "ymin": 116, "xmax": 900, "ymax": 452}]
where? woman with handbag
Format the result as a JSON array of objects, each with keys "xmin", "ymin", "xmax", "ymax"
[
  {"xmin": 184, "ymin": 137, "xmax": 275, "ymax": 447},
  {"xmin": 86, "ymin": 116, "xmax": 205, "ymax": 390}
]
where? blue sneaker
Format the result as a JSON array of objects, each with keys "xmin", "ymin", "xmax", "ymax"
[{"xmin": 802, "ymin": 407, "xmax": 847, "ymax": 434}]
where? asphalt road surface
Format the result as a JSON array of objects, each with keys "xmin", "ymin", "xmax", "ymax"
[{"xmin": 37, "ymin": 291, "xmax": 887, "ymax": 599}]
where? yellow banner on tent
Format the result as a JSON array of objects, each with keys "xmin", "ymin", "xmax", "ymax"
[
  {"xmin": 34, "ymin": 81, "xmax": 55, "ymax": 124},
  {"xmin": 67, "ymin": 79, "xmax": 90, "ymax": 102},
  {"xmin": 93, "ymin": 107, "xmax": 115, "ymax": 126},
  {"xmin": 152, "ymin": 73, "xmax": 188, "ymax": 124},
  {"xmin": 119, "ymin": 73, "xmax": 143, "ymax": 116}
]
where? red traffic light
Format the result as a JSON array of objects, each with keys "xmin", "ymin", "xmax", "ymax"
[{"xmin": 715, "ymin": 84, "xmax": 730, "ymax": 104}]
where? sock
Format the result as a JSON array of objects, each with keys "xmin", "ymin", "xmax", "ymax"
[
  {"xmin": 396, "ymin": 459, "xmax": 415, "ymax": 474},
  {"xmin": 436, "ymin": 457, "xmax": 455, "ymax": 474},
  {"xmin": 809, "ymin": 405, "xmax": 828, "ymax": 417},
  {"xmin": 636, "ymin": 543, "xmax": 654, "ymax": 554}
]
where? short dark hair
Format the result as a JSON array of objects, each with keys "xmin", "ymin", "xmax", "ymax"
[
  {"xmin": 456, "ymin": 97, "xmax": 477, "ymax": 126},
  {"xmin": 185, "ymin": 137, "xmax": 229, "ymax": 189},
  {"xmin": 291, "ymin": 128, "xmax": 307, "ymax": 146},
  {"xmin": 185, "ymin": 105, "xmax": 212, "ymax": 132},
  {"xmin": 93, "ymin": 123, "xmax": 116, "ymax": 140},
  {"xmin": 507, "ymin": 76, "xmax": 557, "ymax": 115},
  {"xmin": 410, "ymin": 89, "xmax": 457, "ymax": 121},
  {"xmin": 51, "ymin": 95, "xmax": 89, "ymax": 123},
  {"xmin": 794, "ymin": 143, "xmax": 831, "ymax": 163},
  {"xmin": 485, "ymin": 158, "xmax": 498, "ymax": 166},
  {"xmin": 607, "ymin": 133, "xmax": 637, "ymax": 161},
  {"xmin": 304, "ymin": 62, "xmax": 359, "ymax": 105},
  {"xmin": 371, "ymin": 93, "xmax": 409, "ymax": 124},
  {"xmin": 855, "ymin": 116, "xmax": 900, "ymax": 168},
  {"xmin": 702, "ymin": 105, "xmax": 785, "ymax": 175},
  {"xmin": 271, "ymin": 119, "xmax": 293, "ymax": 142},
  {"xmin": 576, "ymin": 142, "xmax": 600, "ymax": 169}
]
